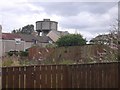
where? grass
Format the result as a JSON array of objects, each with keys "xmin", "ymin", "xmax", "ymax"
[
  {"xmin": 59, "ymin": 59, "xmax": 75, "ymax": 64},
  {"xmin": 2, "ymin": 59, "xmax": 14, "ymax": 67}
]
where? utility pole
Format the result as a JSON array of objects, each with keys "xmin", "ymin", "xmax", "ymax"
[{"xmin": 118, "ymin": 1, "xmax": 120, "ymax": 61}]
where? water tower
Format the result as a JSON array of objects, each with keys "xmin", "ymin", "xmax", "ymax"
[{"xmin": 36, "ymin": 19, "xmax": 58, "ymax": 36}]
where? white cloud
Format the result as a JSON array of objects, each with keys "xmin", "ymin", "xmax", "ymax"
[
  {"xmin": 26, "ymin": 0, "xmax": 119, "ymax": 2},
  {"xmin": 0, "ymin": 1, "xmax": 118, "ymax": 41}
]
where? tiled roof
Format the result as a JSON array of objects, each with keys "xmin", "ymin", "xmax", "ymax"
[
  {"xmin": 35, "ymin": 36, "xmax": 52, "ymax": 43},
  {"xmin": 18, "ymin": 34, "xmax": 37, "ymax": 42},
  {"xmin": 2, "ymin": 33, "xmax": 21, "ymax": 40},
  {"xmin": 2, "ymin": 33, "xmax": 52, "ymax": 43}
]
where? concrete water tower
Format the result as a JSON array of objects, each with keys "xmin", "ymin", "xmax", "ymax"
[{"xmin": 36, "ymin": 19, "xmax": 58, "ymax": 36}]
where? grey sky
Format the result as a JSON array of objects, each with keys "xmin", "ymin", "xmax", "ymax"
[{"xmin": 0, "ymin": 0, "xmax": 118, "ymax": 41}]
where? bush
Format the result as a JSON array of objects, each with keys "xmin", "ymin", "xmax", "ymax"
[
  {"xmin": 7, "ymin": 52, "xmax": 13, "ymax": 56},
  {"xmin": 56, "ymin": 34, "xmax": 86, "ymax": 47},
  {"xmin": 7, "ymin": 51, "xmax": 19, "ymax": 56},
  {"xmin": 2, "ymin": 60, "xmax": 13, "ymax": 66},
  {"xmin": 20, "ymin": 51, "xmax": 28, "ymax": 57}
]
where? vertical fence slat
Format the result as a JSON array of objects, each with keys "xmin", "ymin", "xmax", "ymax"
[
  {"xmin": 2, "ymin": 68, "xmax": 7, "ymax": 88},
  {"xmin": 57, "ymin": 65, "xmax": 62, "ymax": 88},
  {"xmin": 26, "ymin": 66, "xmax": 34, "ymax": 88},
  {"xmin": 101, "ymin": 63, "xmax": 105, "ymax": 88},
  {"xmin": 13, "ymin": 67, "xmax": 20, "ymax": 88},
  {"xmin": 7, "ymin": 67, "xmax": 14, "ymax": 88},
  {"xmin": 86, "ymin": 64, "xmax": 91, "ymax": 88},
  {"xmin": 70, "ymin": 65, "xmax": 74, "ymax": 88},
  {"xmin": 77, "ymin": 64, "xmax": 82, "ymax": 88},
  {"xmin": 90, "ymin": 64, "xmax": 95, "ymax": 88},
  {"xmin": 107, "ymin": 63, "xmax": 111, "ymax": 88},
  {"xmin": 79, "ymin": 64, "xmax": 84, "ymax": 88},
  {"xmin": 117, "ymin": 62, "xmax": 120, "ymax": 88},
  {"xmin": 94, "ymin": 63, "xmax": 99, "ymax": 88},
  {"xmin": 76, "ymin": 65, "xmax": 79, "ymax": 88},
  {"xmin": 41, "ymin": 65, "xmax": 46, "ymax": 88},
  {"xmin": 62, "ymin": 65, "xmax": 68, "ymax": 88},
  {"xmin": 51, "ymin": 65, "xmax": 57, "ymax": 88},
  {"xmin": 84, "ymin": 64, "xmax": 88, "ymax": 88},
  {"xmin": 46, "ymin": 65, "xmax": 52, "ymax": 88},
  {"xmin": 115, "ymin": 63, "xmax": 118, "ymax": 88},
  {"xmin": 35, "ymin": 66, "xmax": 41, "ymax": 88},
  {"xmin": 77, "ymin": 64, "xmax": 81, "ymax": 88},
  {"xmin": 104, "ymin": 63, "xmax": 109, "ymax": 88},
  {"xmin": 98, "ymin": 63, "xmax": 102, "ymax": 88},
  {"xmin": 72, "ymin": 65, "xmax": 78, "ymax": 88},
  {"xmin": 19, "ymin": 67, "xmax": 25, "ymax": 88}
]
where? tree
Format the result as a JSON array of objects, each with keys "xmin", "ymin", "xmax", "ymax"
[
  {"xmin": 12, "ymin": 28, "xmax": 22, "ymax": 34},
  {"xmin": 21, "ymin": 24, "xmax": 34, "ymax": 34},
  {"xmin": 12, "ymin": 24, "xmax": 34, "ymax": 34},
  {"xmin": 56, "ymin": 34, "xmax": 86, "ymax": 47}
]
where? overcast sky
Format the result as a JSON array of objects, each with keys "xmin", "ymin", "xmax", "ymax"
[{"xmin": 0, "ymin": 0, "xmax": 119, "ymax": 41}]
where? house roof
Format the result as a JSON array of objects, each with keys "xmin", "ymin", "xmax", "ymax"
[
  {"xmin": 18, "ymin": 34, "xmax": 37, "ymax": 42},
  {"xmin": 2, "ymin": 33, "xmax": 52, "ymax": 43},
  {"xmin": 48, "ymin": 30, "xmax": 69, "ymax": 37},
  {"xmin": 47, "ymin": 30, "xmax": 69, "ymax": 42},
  {"xmin": 2, "ymin": 33, "xmax": 21, "ymax": 40},
  {"xmin": 35, "ymin": 36, "xmax": 52, "ymax": 43}
]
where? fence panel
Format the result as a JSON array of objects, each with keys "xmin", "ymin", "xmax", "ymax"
[{"xmin": 2, "ymin": 62, "xmax": 119, "ymax": 89}]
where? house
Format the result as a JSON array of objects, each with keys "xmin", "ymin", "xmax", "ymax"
[
  {"xmin": 2, "ymin": 33, "xmax": 52, "ymax": 56},
  {"xmin": 2, "ymin": 33, "xmax": 25, "ymax": 55},
  {"xmin": 47, "ymin": 30, "xmax": 69, "ymax": 42},
  {"xmin": 1, "ymin": 19, "xmax": 69, "ymax": 56},
  {"xmin": 90, "ymin": 34, "xmax": 118, "ymax": 49},
  {"xmin": 35, "ymin": 36, "xmax": 53, "ymax": 47}
]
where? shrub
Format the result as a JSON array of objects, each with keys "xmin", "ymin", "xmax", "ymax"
[
  {"xmin": 56, "ymin": 34, "xmax": 86, "ymax": 47},
  {"xmin": 20, "ymin": 51, "xmax": 28, "ymax": 57},
  {"xmin": 2, "ymin": 60, "xmax": 13, "ymax": 66},
  {"xmin": 7, "ymin": 52, "xmax": 13, "ymax": 56}
]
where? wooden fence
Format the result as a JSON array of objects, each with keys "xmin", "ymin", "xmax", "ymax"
[{"xmin": 2, "ymin": 62, "xmax": 120, "ymax": 88}]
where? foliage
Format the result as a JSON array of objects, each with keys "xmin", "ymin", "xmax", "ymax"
[
  {"xmin": 56, "ymin": 34, "xmax": 86, "ymax": 47},
  {"xmin": 21, "ymin": 24, "xmax": 34, "ymax": 34},
  {"xmin": 7, "ymin": 51, "xmax": 19, "ymax": 56},
  {"xmin": 7, "ymin": 52, "xmax": 13, "ymax": 56},
  {"xmin": 59, "ymin": 59, "xmax": 75, "ymax": 64},
  {"xmin": 45, "ymin": 43, "xmax": 56, "ymax": 48},
  {"xmin": 19, "ymin": 51, "xmax": 28, "ymax": 57},
  {"xmin": 2, "ymin": 59, "xmax": 13, "ymax": 66},
  {"xmin": 12, "ymin": 24, "xmax": 34, "ymax": 34},
  {"xmin": 19, "ymin": 59, "xmax": 41, "ymax": 66},
  {"xmin": 7, "ymin": 51, "xmax": 28, "ymax": 57}
]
